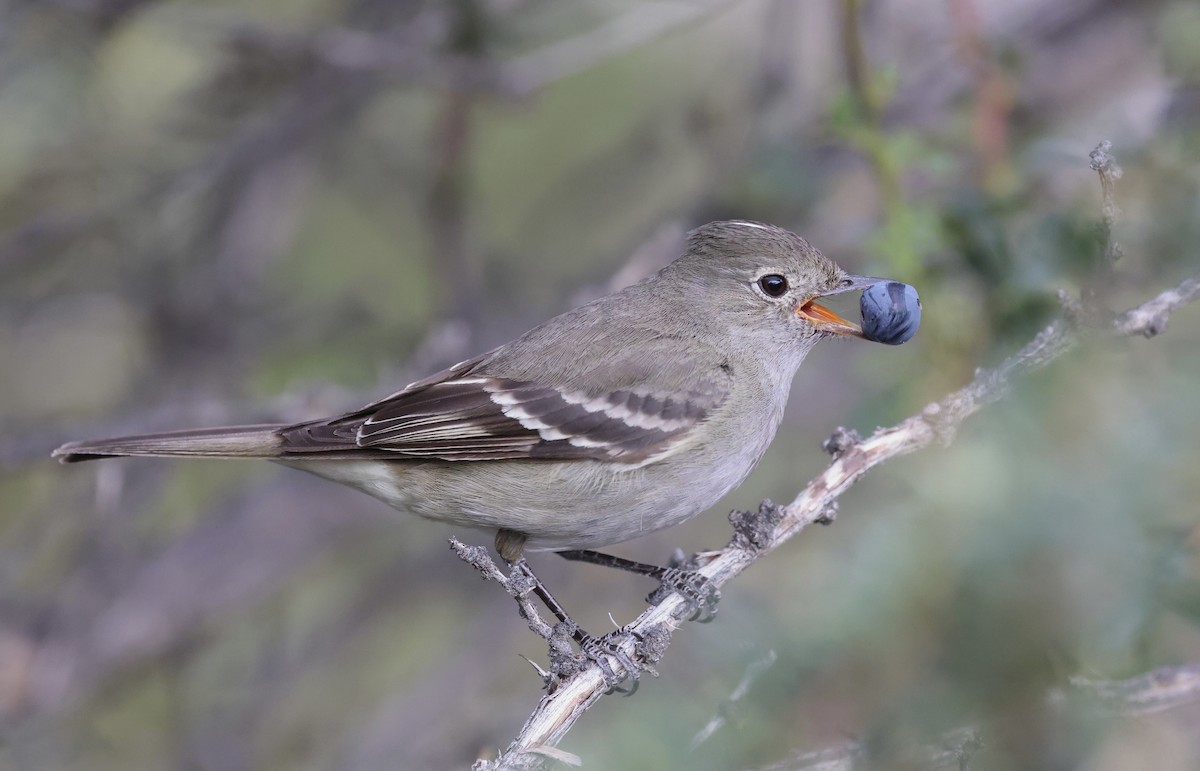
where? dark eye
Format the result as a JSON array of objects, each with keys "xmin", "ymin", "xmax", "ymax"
[{"xmin": 757, "ymin": 274, "xmax": 788, "ymax": 297}]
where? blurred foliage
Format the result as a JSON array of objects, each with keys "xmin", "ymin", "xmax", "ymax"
[{"xmin": 2, "ymin": 0, "xmax": 1199, "ymax": 769}]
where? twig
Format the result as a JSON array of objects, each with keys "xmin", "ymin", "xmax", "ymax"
[
  {"xmin": 1088, "ymin": 140, "xmax": 1124, "ymax": 235},
  {"xmin": 449, "ymin": 539, "xmax": 556, "ymax": 645},
  {"xmin": 689, "ymin": 649, "xmax": 778, "ymax": 750},
  {"xmin": 479, "ymin": 273, "xmax": 1200, "ymax": 769},
  {"xmin": 1113, "ymin": 275, "xmax": 1200, "ymax": 338},
  {"xmin": 1065, "ymin": 663, "xmax": 1200, "ymax": 717},
  {"xmin": 1082, "ymin": 140, "xmax": 1125, "ymax": 314}
]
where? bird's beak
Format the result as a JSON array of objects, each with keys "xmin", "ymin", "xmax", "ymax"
[
  {"xmin": 794, "ymin": 275, "xmax": 886, "ymax": 338},
  {"xmin": 796, "ymin": 299, "xmax": 862, "ymax": 336}
]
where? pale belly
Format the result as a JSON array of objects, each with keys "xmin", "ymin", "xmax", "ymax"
[{"xmin": 280, "ymin": 451, "xmax": 759, "ymax": 552}]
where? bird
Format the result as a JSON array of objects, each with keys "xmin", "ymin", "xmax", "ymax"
[{"xmin": 54, "ymin": 220, "xmax": 896, "ymax": 568}]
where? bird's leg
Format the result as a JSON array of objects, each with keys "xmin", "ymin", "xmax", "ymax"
[
  {"xmin": 496, "ymin": 530, "xmax": 574, "ymax": 625},
  {"xmin": 556, "ymin": 548, "xmax": 721, "ymax": 622},
  {"xmin": 495, "ymin": 529, "xmax": 641, "ymax": 692}
]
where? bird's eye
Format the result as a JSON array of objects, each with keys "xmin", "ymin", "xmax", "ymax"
[{"xmin": 757, "ymin": 274, "xmax": 788, "ymax": 297}]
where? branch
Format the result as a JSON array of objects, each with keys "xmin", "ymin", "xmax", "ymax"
[
  {"xmin": 1114, "ymin": 275, "xmax": 1200, "ymax": 338},
  {"xmin": 1065, "ymin": 663, "xmax": 1200, "ymax": 717},
  {"xmin": 479, "ymin": 275, "xmax": 1200, "ymax": 768}
]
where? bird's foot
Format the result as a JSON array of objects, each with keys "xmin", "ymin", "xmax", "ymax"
[
  {"xmin": 646, "ymin": 563, "xmax": 721, "ymax": 622},
  {"xmin": 454, "ymin": 535, "xmax": 666, "ymax": 693},
  {"xmin": 580, "ymin": 627, "xmax": 644, "ymax": 695},
  {"xmin": 545, "ymin": 622, "xmax": 650, "ymax": 694}
]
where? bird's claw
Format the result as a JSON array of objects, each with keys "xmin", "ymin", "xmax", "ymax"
[
  {"xmin": 579, "ymin": 629, "xmax": 644, "ymax": 695},
  {"xmin": 544, "ymin": 623, "xmax": 645, "ymax": 694},
  {"xmin": 647, "ymin": 567, "xmax": 721, "ymax": 622}
]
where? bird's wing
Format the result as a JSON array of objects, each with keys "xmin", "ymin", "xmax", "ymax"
[{"xmin": 278, "ymin": 350, "xmax": 729, "ymax": 464}]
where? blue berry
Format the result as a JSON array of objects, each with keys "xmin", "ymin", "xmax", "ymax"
[{"xmin": 860, "ymin": 282, "xmax": 921, "ymax": 345}]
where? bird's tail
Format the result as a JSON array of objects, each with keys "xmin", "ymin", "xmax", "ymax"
[{"xmin": 53, "ymin": 425, "xmax": 286, "ymax": 463}]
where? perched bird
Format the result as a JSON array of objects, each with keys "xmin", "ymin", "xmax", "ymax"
[{"xmin": 55, "ymin": 221, "xmax": 911, "ymax": 567}]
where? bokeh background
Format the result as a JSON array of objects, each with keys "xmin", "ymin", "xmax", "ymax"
[{"xmin": 2, "ymin": 0, "xmax": 1199, "ymax": 769}]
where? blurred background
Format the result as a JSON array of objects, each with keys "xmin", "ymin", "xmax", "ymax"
[{"xmin": 2, "ymin": 0, "xmax": 1199, "ymax": 768}]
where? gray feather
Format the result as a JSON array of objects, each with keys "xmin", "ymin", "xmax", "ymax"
[{"xmin": 53, "ymin": 425, "xmax": 285, "ymax": 462}]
